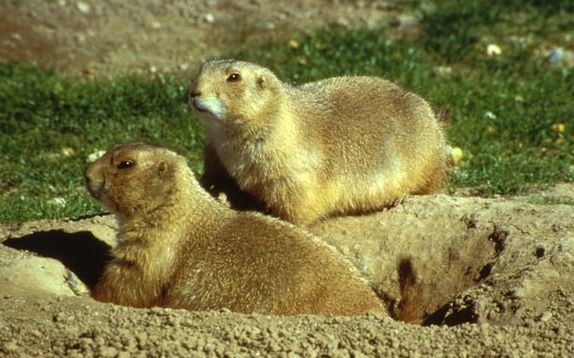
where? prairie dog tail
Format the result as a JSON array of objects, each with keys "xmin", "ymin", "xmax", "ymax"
[{"xmin": 395, "ymin": 257, "xmax": 424, "ymax": 324}]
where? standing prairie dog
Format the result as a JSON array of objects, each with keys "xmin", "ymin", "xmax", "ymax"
[
  {"xmin": 190, "ymin": 60, "xmax": 448, "ymax": 225},
  {"xmin": 84, "ymin": 143, "xmax": 387, "ymax": 316}
]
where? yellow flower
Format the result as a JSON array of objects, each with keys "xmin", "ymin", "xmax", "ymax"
[
  {"xmin": 485, "ymin": 126, "xmax": 497, "ymax": 135},
  {"xmin": 288, "ymin": 40, "xmax": 300, "ymax": 49},
  {"xmin": 451, "ymin": 147, "xmax": 464, "ymax": 165},
  {"xmin": 551, "ymin": 123, "xmax": 565, "ymax": 133},
  {"xmin": 61, "ymin": 147, "xmax": 75, "ymax": 157}
]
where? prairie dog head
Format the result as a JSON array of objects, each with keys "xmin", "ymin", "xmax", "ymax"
[
  {"xmin": 84, "ymin": 143, "xmax": 191, "ymax": 220},
  {"xmin": 189, "ymin": 59, "xmax": 281, "ymax": 131}
]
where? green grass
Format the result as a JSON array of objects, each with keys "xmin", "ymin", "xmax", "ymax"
[
  {"xmin": 1, "ymin": 0, "xmax": 573, "ymax": 224},
  {"xmin": 0, "ymin": 64, "xmax": 204, "ymax": 223}
]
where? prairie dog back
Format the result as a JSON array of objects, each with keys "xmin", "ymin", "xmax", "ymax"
[
  {"xmin": 190, "ymin": 60, "xmax": 447, "ymax": 224},
  {"xmin": 86, "ymin": 143, "xmax": 388, "ymax": 316}
]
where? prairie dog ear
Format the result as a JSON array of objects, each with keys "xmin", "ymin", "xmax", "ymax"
[
  {"xmin": 256, "ymin": 75, "xmax": 266, "ymax": 89},
  {"xmin": 157, "ymin": 161, "xmax": 168, "ymax": 176}
]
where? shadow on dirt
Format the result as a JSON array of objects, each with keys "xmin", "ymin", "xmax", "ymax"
[
  {"xmin": 423, "ymin": 300, "xmax": 478, "ymax": 326},
  {"xmin": 3, "ymin": 230, "xmax": 111, "ymax": 288}
]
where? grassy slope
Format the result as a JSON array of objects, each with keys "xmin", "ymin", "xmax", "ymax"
[{"xmin": 1, "ymin": 0, "xmax": 573, "ymax": 224}]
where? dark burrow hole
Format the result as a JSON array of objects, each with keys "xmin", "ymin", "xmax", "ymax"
[
  {"xmin": 388, "ymin": 226, "xmax": 510, "ymax": 327},
  {"xmin": 3, "ymin": 230, "xmax": 111, "ymax": 289}
]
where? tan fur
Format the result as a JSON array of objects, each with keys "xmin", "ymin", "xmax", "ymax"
[
  {"xmin": 190, "ymin": 60, "xmax": 448, "ymax": 225},
  {"xmin": 84, "ymin": 143, "xmax": 387, "ymax": 316}
]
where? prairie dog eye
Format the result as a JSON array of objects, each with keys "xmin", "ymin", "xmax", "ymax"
[
  {"xmin": 226, "ymin": 73, "xmax": 241, "ymax": 82},
  {"xmin": 117, "ymin": 160, "xmax": 135, "ymax": 169}
]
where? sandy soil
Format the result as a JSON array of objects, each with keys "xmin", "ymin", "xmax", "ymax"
[
  {"xmin": 1, "ymin": 1, "xmax": 573, "ymax": 356},
  {"xmin": 2, "ymin": 187, "xmax": 574, "ymax": 356}
]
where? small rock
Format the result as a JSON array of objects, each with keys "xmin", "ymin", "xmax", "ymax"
[
  {"xmin": 547, "ymin": 47, "xmax": 564, "ymax": 64},
  {"xmin": 433, "ymin": 65, "xmax": 452, "ymax": 76},
  {"xmin": 288, "ymin": 39, "xmax": 300, "ymax": 49},
  {"xmin": 484, "ymin": 111, "xmax": 497, "ymax": 120},
  {"xmin": 538, "ymin": 311, "xmax": 553, "ymax": 322},
  {"xmin": 10, "ymin": 33, "xmax": 22, "ymax": 42},
  {"xmin": 76, "ymin": 1, "xmax": 91, "ymax": 14},
  {"xmin": 150, "ymin": 21, "xmax": 162, "ymax": 30},
  {"xmin": 75, "ymin": 33, "xmax": 87, "ymax": 44},
  {"xmin": 99, "ymin": 346, "xmax": 118, "ymax": 358},
  {"xmin": 178, "ymin": 63, "xmax": 189, "ymax": 71},
  {"xmin": 3, "ymin": 341, "xmax": 18, "ymax": 352},
  {"xmin": 204, "ymin": 13, "xmax": 215, "ymax": 23}
]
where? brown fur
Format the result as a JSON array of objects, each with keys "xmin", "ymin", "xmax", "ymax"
[
  {"xmin": 84, "ymin": 143, "xmax": 388, "ymax": 316},
  {"xmin": 189, "ymin": 59, "xmax": 448, "ymax": 225},
  {"xmin": 395, "ymin": 258, "xmax": 424, "ymax": 324}
]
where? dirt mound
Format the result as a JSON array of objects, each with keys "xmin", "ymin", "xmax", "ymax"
[{"xmin": 2, "ymin": 192, "xmax": 573, "ymax": 356}]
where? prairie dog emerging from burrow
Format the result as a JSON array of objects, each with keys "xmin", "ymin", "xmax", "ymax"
[
  {"xmin": 84, "ymin": 142, "xmax": 387, "ymax": 316},
  {"xmin": 190, "ymin": 60, "xmax": 448, "ymax": 225}
]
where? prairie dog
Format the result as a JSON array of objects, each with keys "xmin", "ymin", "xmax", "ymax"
[
  {"xmin": 84, "ymin": 143, "xmax": 387, "ymax": 316},
  {"xmin": 190, "ymin": 60, "xmax": 448, "ymax": 225}
]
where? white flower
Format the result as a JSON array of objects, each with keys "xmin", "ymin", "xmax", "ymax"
[
  {"xmin": 487, "ymin": 44, "xmax": 502, "ymax": 56},
  {"xmin": 87, "ymin": 150, "xmax": 106, "ymax": 163},
  {"xmin": 484, "ymin": 111, "xmax": 497, "ymax": 120},
  {"xmin": 47, "ymin": 197, "xmax": 67, "ymax": 207}
]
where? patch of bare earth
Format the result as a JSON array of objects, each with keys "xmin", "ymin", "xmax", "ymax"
[
  {"xmin": 1, "ymin": 190, "xmax": 574, "ymax": 356},
  {"xmin": 0, "ymin": 0, "xmax": 402, "ymax": 77}
]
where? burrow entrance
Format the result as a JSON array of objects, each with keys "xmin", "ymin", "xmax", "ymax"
[
  {"xmin": 2, "ymin": 202, "xmax": 566, "ymax": 328},
  {"xmin": 312, "ymin": 208, "xmax": 526, "ymax": 326}
]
